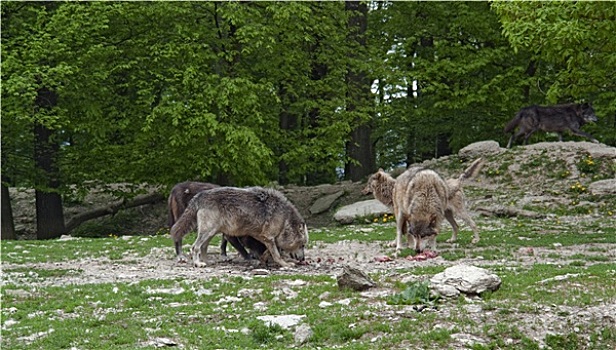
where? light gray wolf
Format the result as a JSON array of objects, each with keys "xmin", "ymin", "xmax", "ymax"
[
  {"xmin": 170, "ymin": 186, "xmax": 308, "ymax": 268},
  {"xmin": 393, "ymin": 167, "xmax": 448, "ymax": 253},
  {"xmin": 504, "ymin": 103, "xmax": 598, "ymax": 148},
  {"xmin": 167, "ymin": 181, "xmax": 266, "ymax": 260},
  {"xmin": 363, "ymin": 158, "xmax": 484, "ymax": 250}
]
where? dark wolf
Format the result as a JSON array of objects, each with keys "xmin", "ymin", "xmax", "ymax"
[
  {"xmin": 504, "ymin": 103, "xmax": 598, "ymax": 148},
  {"xmin": 363, "ymin": 158, "xmax": 484, "ymax": 247},
  {"xmin": 170, "ymin": 186, "xmax": 308, "ymax": 268},
  {"xmin": 168, "ymin": 181, "xmax": 266, "ymax": 260}
]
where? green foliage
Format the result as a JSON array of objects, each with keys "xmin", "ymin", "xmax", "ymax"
[
  {"xmin": 493, "ymin": 1, "xmax": 616, "ymax": 144},
  {"xmin": 2, "ymin": 2, "xmax": 616, "ymax": 238},
  {"xmin": 388, "ymin": 281, "xmax": 439, "ymax": 306}
]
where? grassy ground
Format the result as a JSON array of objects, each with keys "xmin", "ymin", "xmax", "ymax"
[{"xmin": 2, "ymin": 214, "xmax": 615, "ymax": 350}]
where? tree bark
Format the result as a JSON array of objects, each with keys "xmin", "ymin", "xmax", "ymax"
[
  {"xmin": 344, "ymin": 1, "xmax": 374, "ymax": 182},
  {"xmin": 34, "ymin": 86, "xmax": 66, "ymax": 240},
  {"xmin": 1, "ymin": 182, "xmax": 16, "ymax": 240}
]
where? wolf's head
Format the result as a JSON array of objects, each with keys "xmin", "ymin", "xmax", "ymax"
[
  {"xmin": 581, "ymin": 103, "xmax": 598, "ymax": 123},
  {"xmin": 409, "ymin": 214, "xmax": 439, "ymax": 253},
  {"xmin": 277, "ymin": 218, "xmax": 308, "ymax": 262},
  {"xmin": 364, "ymin": 169, "xmax": 393, "ymax": 194}
]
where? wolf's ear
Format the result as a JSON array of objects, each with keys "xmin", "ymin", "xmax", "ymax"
[
  {"xmin": 581, "ymin": 102, "xmax": 590, "ymax": 109},
  {"xmin": 378, "ymin": 168, "xmax": 385, "ymax": 173}
]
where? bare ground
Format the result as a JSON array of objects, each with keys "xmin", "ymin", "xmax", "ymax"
[{"xmin": 3, "ymin": 229, "xmax": 615, "ymax": 349}]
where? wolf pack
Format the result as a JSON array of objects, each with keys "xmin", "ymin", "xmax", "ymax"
[{"xmin": 169, "ymin": 102, "xmax": 600, "ymax": 268}]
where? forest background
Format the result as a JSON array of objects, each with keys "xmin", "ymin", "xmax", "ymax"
[{"xmin": 2, "ymin": 1, "xmax": 615, "ymax": 239}]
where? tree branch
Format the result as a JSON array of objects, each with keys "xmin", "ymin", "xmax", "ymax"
[{"xmin": 64, "ymin": 192, "xmax": 165, "ymax": 233}]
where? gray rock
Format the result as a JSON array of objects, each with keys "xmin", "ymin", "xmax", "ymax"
[
  {"xmin": 333, "ymin": 200, "xmax": 391, "ymax": 224},
  {"xmin": 458, "ymin": 141, "xmax": 504, "ymax": 160},
  {"xmin": 431, "ymin": 283, "xmax": 460, "ymax": 298},
  {"xmin": 294, "ymin": 323, "xmax": 313, "ymax": 345},
  {"xmin": 525, "ymin": 141, "xmax": 616, "ymax": 160},
  {"xmin": 256, "ymin": 314, "xmax": 305, "ymax": 330},
  {"xmin": 310, "ymin": 191, "xmax": 344, "ymax": 215},
  {"xmin": 337, "ymin": 265, "xmax": 376, "ymax": 291},
  {"xmin": 588, "ymin": 179, "xmax": 616, "ymax": 195},
  {"xmin": 430, "ymin": 264, "xmax": 501, "ymax": 296}
]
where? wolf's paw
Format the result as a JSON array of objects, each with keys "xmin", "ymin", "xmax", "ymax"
[
  {"xmin": 193, "ymin": 261, "xmax": 207, "ymax": 268},
  {"xmin": 471, "ymin": 237, "xmax": 480, "ymax": 244},
  {"xmin": 446, "ymin": 237, "xmax": 457, "ymax": 243},
  {"xmin": 277, "ymin": 261, "xmax": 294, "ymax": 268},
  {"xmin": 219, "ymin": 254, "xmax": 233, "ymax": 262},
  {"xmin": 176, "ymin": 255, "xmax": 188, "ymax": 264}
]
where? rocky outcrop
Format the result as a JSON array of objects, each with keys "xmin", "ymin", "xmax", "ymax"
[{"xmin": 458, "ymin": 140, "xmax": 505, "ymax": 160}]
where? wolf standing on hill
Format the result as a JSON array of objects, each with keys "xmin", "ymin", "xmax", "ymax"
[
  {"xmin": 167, "ymin": 181, "xmax": 266, "ymax": 260},
  {"xmin": 363, "ymin": 158, "xmax": 484, "ymax": 246},
  {"xmin": 170, "ymin": 187, "xmax": 308, "ymax": 268},
  {"xmin": 504, "ymin": 103, "xmax": 599, "ymax": 148}
]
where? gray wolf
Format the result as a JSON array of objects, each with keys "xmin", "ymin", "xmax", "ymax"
[
  {"xmin": 170, "ymin": 186, "xmax": 308, "ymax": 268},
  {"xmin": 168, "ymin": 181, "xmax": 266, "ymax": 260},
  {"xmin": 393, "ymin": 167, "xmax": 448, "ymax": 253},
  {"xmin": 363, "ymin": 158, "xmax": 484, "ymax": 250},
  {"xmin": 504, "ymin": 103, "xmax": 598, "ymax": 148}
]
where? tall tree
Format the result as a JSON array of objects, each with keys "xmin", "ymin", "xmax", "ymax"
[{"xmin": 344, "ymin": 1, "xmax": 374, "ymax": 181}]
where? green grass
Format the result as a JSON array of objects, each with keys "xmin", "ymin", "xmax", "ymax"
[{"xmin": 2, "ymin": 215, "xmax": 616, "ymax": 350}]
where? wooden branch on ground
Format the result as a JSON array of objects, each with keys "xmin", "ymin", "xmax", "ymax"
[
  {"xmin": 476, "ymin": 205, "xmax": 545, "ymax": 219},
  {"xmin": 65, "ymin": 193, "xmax": 165, "ymax": 233}
]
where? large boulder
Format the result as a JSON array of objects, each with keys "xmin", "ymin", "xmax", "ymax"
[
  {"xmin": 430, "ymin": 264, "xmax": 501, "ymax": 297},
  {"xmin": 310, "ymin": 191, "xmax": 344, "ymax": 215},
  {"xmin": 333, "ymin": 199, "xmax": 391, "ymax": 224},
  {"xmin": 458, "ymin": 140, "xmax": 504, "ymax": 160}
]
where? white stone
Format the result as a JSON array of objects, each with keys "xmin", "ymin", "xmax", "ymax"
[
  {"xmin": 256, "ymin": 314, "xmax": 306, "ymax": 330},
  {"xmin": 430, "ymin": 264, "xmax": 501, "ymax": 295},
  {"xmin": 334, "ymin": 200, "xmax": 392, "ymax": 224}
]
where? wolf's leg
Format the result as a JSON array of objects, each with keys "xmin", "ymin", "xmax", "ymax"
[
  {"xmin": 191, "ymin": 229, "xmax": 216, "ymax": 267},
  {"xmin": 569, "ymin": 128, "xmax": 598, "ymax": 143},
  {"xmin": 175, "ymin": 240, "xmax": 188, "ymax": 263},
  {"xmin": 458, "ymin": 209, "xmax": 480, "ymax": 244},
  {"xmin": 444, "ymin": 209, "xmax": 459, "ymax": 243},
  {"xmin": 523, "ymin": 130, "xmax": 535, "ymax": 145},
  {"xmin": 222, "ymin": 236, "xmax": 251, "ymax": 260},
  {"xmin": 394, "ymin": 212, "xmax": 406, "ymax": 254},
  {"xmin": 506, "ymin": 134, "xmax": 515, "ymax": 148},
  {"xmin": 220, "ymin": 236, "xmax": 228, "ymax": 257},
  {"xmin": 260, "ymin": 238, "xmax": 292, "ymax": 268}
]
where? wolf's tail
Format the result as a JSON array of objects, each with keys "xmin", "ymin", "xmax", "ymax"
[
  {"xmin": 170, "ymin": 202, "xmax": 198, "ymax": 255},
  {"xmin": 449, "ymin": 158, "xmax": 484, "ymax": 194},
  {"xmin": 503, "ymin": 112, "xmax": 522, "ymax": 134},
  {"xmin": 167, "ymin": 195, "xmax": 178, "ymax": 228}
]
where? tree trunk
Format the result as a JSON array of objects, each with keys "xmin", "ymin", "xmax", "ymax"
[
  {"xmin": 344, "ymin": 1, "xmax": 374, "ymax": 182},
  {"xmin": 34, "ymin": 87, "xmax": 66, "ymax": 240},
  {"xmin": 277, "ymin": 84, "xmax": 297, "ymax": 185},
  {"xmin": 1, "ymin": 182, "xmax": 16, "ymax": 240}
]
